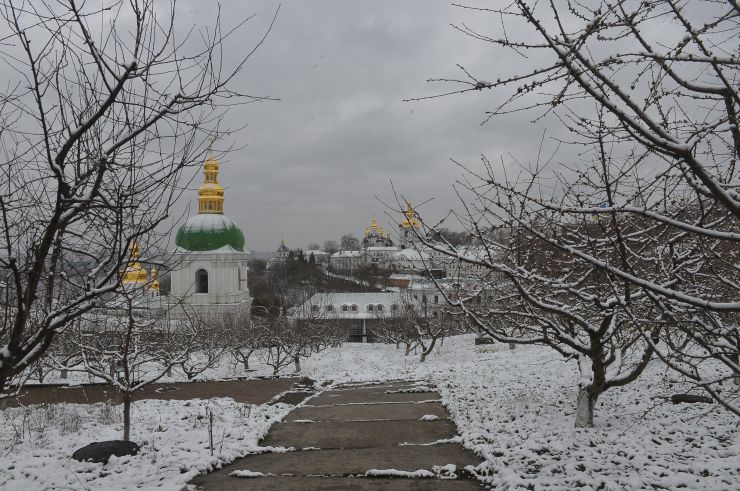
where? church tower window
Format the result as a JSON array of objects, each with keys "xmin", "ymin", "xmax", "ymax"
[{"xmin": 196, "ymin": 269, "xmax": 209, "ymax": 293}]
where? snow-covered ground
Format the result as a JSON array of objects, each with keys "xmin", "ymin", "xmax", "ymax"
[
  {"xmin": 2, "ymin": 334, "xmax": 738, "ymax": 490},
  {"xmin": 303, "ymin": 336, "xmax": 740, "ymax": 490},
  {"xmin": 298, "ymin": 336, "xmax": 739, "ymax": 490},
  {"xmin": 0, "ymin": 397, "xmax": 293, "ymax": 490}
]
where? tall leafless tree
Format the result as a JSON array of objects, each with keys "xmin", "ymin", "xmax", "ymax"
[
  {"xmin": 0, "ymin": 0, "xmax": 277, "ymax": 396},
  {"xmin": 412, "ymin": 0, "xmax": 739, "ymax": 415}
]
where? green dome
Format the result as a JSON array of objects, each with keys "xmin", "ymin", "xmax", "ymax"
[{"xmin": 175, "ymin": 214, "xmax": 245, "ymax": 252}]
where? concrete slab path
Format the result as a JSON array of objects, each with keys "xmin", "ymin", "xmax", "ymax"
[{"xmin": 190, "ymin": 380, "xmax": 482, "ymax": 489}]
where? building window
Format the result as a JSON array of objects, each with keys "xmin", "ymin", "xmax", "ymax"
[
  {"xmin": 434, "ymin": 295, "xmax": 439, "ymax": 304},
  {"xmin": 342, "ymin": 305, "xmax": 349, "ymax": 312},
  {"xmin": 351, "ymin": 304, "xmax": 358, "ymax": 312},
  {"xmin": 391, "ymin": 304, "xmax": 398, "ymax": 312},
  {"xmin": 195, "ymin": 269, "xmax": 208, "ymax": 293},
  {"xmin": 422, "ymin": 295, "xmax": 427, "ymax": 303},
  {"xmin": 311, "ymin": 305, "xmax": 319, "ymax": 313},
  {"xmin": 376, "ymin": 304, "xmax": 383, "ymax": 312},
  {"xmin": 367, "ymin": 305, "xmax": 374, "ymax": 313},
  {"xmin": 326, "ymin": 305, "xmax": 334, "ymax": 313}
]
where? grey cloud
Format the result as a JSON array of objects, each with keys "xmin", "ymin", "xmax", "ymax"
[{"xmin": 168, "ymin": 0, "xmax": 569, "ymax": 250}]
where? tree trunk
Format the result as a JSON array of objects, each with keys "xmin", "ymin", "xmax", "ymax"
[
  {"xmin": 575, "ymin": 387, "xmax": 597, "ymax": 428},
  {"xmin": 404, "ymin": 344, "xmax": 412, "ymax": 356},
  {"xmin": 731, "ymin": 352, "xmax": 739, "ymax": 386},
  {"xmin": 420, "ymin": 338, "xmax": 437, "ymax": 363},
  {"xmin": 293, "ymin": 355, "xmax": 301, "ymax": 373},
  {"xmin": 123, "ymin": 391, "xmax": 132, "ymax": 441},
  {"xmin": 243, "ymin": 349, "xmax": 254, "ymax": 370}
]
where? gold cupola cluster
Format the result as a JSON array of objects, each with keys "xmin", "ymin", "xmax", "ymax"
[
  {"xmin": 399, "ymin": 202, "xmax": 420, "ymax": 230},
  {"xmin": 120, "ymin": 243, "xmax": 160, "ymax": 293},
  {"xmin": 364, "ymin": 217, "xmax": 385, "ymax": 239},
  {"xmin": 198, "ymin": 152, "xmax": 225, "ymax": 214}
]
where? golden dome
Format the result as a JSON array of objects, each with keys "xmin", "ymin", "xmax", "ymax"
[
  {"xmin": 121, "ymin": 243, "xmax": 148, "ymax": 286},
  {"xmin": 399, "ymin": 202, "xmax": 420, "ymax": 229}
]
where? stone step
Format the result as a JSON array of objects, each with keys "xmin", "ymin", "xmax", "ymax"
[
  {"xmin": 332, "ymin": 381, "xmax": 431, "ymax": 393},
  {"xmin": 191, "ymin": 444, "xmax": 479, "ymax": 481},
  {"xmin": 286, "ymin": 401, "xmax": 449, "ymax": 422},
  {"xmin": 192, "ymin": 475, "xmax": 481, "ymax": 490},
  {"xmin": 261, "ymin": 419, "xmax": 458, "ymax": 449},
  {"xmin": 308, "ymin": 390, "xmax": 438, "ymax": 406}
]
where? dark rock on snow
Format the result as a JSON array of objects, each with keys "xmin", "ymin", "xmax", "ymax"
[
  {"xmin": 72, "ymin": 440, "xmax": 140, "ymax": 464},
  {"xmin": 671, "ymin": 394, "xmax": 714, "ymax": 404}
]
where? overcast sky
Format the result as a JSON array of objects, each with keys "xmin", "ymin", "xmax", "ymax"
[{"xmin": 171, "ymin": 1, "xmax": 560, "ymax": 251}]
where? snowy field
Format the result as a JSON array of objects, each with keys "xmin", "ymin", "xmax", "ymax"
[{"xmin": 1, "ymin": 334, "xmax": 738, "ymax": 490}]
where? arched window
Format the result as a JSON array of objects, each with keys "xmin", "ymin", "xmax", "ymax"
[
  {"xmin": 341, "ymin": 305, "xmax": 349, "ymax": 312},
  {"xmin": 376, "ymin": 304, "xmax": 383, "ymax": 312},
  {"xmin": 195, "ymin": 269, "xmax": 208, "ymax": 293},
  {"xmin": 351, "ymin": 304, "xmax": 358, "ymax": 312},
  {"xmin": 326, "ymin": 305, "xmax": 335, "ymax": 313},
  {"xmin": 367, "ymin": 305, "xmax": 374, "ymax": 313}
]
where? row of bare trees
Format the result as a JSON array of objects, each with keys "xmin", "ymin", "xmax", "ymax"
[
  {"xmin": 18, "ymin": 294, "xmax": 344, "ymax": 440},
  {"xmin": 409, "ymin": 0, "xmax": 739, "ymax": 426}
]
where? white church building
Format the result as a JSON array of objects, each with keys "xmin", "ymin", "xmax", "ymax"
[{"xmin": 168, "ymin": 152, "xmax": 251, "ymax": 316}]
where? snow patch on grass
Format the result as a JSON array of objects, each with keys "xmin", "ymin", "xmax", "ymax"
[
  {"xmin": 419, "ymin": 414, "xmax": 440, "ymax": 421},
  {"xmin": 365, "ymin": 468, "xmax": 435, "ymax": 478},
  {"xmin": 433, "ymin": 463, "xmax": 458, "ymax": 479}
]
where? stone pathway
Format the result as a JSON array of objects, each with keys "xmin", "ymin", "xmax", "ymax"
[{"xmin": 190, "ymin": 380, "xmax": 482, "ymax": 490}]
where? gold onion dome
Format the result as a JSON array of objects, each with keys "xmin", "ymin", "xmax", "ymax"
[
  {"xmin": 121, "ymin": 243, "xmax": 148, "ymax": 286},
  {"xmin": 399, "ymin": 202, "xmax": 420, "ymax": 229}
]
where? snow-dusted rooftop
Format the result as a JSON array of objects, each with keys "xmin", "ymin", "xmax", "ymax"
[
  {"xmin": 332, "ymin": 250, "xmax": 364, "ymax": 258},
  {"xmin": 291, "ymin": 292, "xmax": 416, "ymax": 319}
]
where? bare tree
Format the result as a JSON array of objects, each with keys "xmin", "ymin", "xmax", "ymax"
[
  {"xmin": 413, "ymin": 0, "xmax": 739, "ymax": 415},
  {"xmin": 372, "ymin": 301, "xmax": 421, "ymax": 356},
  {"xmin": 176, "ymin": 313, "xmax": 231, "ymax": 381},
  {"xmin": 340, "ymin": 234, "xmax": 361, "ymax": 251},
  {"xmin": 226, "ymin": 310, "xmax": 264, "ymax": 373},
  {"xmin": 0, "ymin": 0, "xmax": 277, "ymax": 396},
  {"xmin": 69, "ymin": 296, "xmax": 195, "ymax": 441},
  {"xmin": 322, "ymin": 240, "xmax": 339, "ymax": 254}
]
